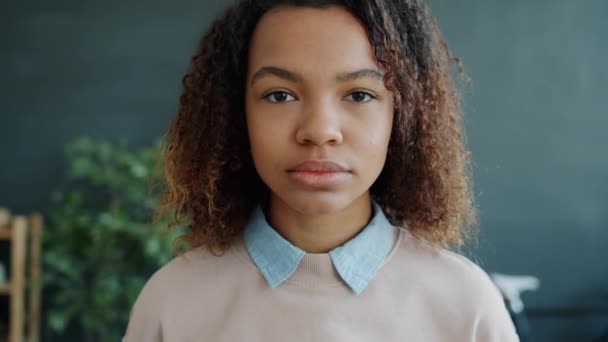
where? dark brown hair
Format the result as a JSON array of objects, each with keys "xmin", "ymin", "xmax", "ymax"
[{"xmin": 158, "ymin": 0, "xmax": 477, "ymax": 253}]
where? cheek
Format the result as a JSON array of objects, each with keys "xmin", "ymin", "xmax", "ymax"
[
  {"xmin": 246, "ymin": 118, "xmax": 266, "ymax": 162},
  {"xmin": 362, "ymin": 109, "xmax": 393, "ymax": 149},
  {"xmin": 363, "ymin": 133, "xmax": 391, "ymax": 164},
  {"xmin": 246, "ymin": 112, "xmax": 287, "ymax": 173},
  {"xmin": 354, "ymin": 110, "xmax": 393, "ymax": 170},
  {"xmin": 248, "ymin": 115, "xmax": 281, "ymax": 148}
]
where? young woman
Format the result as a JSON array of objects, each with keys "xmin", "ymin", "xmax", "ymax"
[{"xmin": 124, "ymin": 0, "xmax": 519, "ymax": 341}]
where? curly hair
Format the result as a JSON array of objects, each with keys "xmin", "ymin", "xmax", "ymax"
[{"xmin": 157, "ymin": 0, "xmax": 477, "ymax": 254}]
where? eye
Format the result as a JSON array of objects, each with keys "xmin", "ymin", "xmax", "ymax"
[
  {"xmin": 344, "ymin": 91, "xmax": 376, "ymax": 103},
  {"xmin": 263, "ymin": 91, "xmax": 296, "ymax": 103}
]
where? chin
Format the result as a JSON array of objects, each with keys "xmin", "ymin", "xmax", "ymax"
[{"xmin": 279, "ymin": 192, "xmax": 353, "ymax": 217}]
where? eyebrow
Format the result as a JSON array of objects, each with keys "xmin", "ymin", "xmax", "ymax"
[{"xmin": 250, "ymin": 66, "xmax": 384, "ymax": 86}]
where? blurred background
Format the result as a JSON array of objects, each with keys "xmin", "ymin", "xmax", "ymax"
[{"xmin": 1, "ymin": 0, "xmax": 606, "ymax": 341}]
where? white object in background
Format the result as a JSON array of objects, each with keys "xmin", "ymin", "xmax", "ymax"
[
  {"xmin": 0, "ymin": 207, "xmax": 10, "ymax": 227},
  {"xmin": 491, "ymin": 273, "xmax": 540, "ymax": 314},
  {"xmin": 0, "ymin": 262, "xmax": 6, "ymax": 284}
]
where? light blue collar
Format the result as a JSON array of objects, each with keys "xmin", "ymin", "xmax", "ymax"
[{"xmin": 244, "ymin": 201, "xmax": 394, "ymax": 295}]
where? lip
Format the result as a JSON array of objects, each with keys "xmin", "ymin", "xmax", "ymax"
[
  {"xmin": 288, "ymin": 160, "xmax": 349, "ymax": 172},
  {"xmin": 286, "ymin": 160, "xmax": 351, "ymax": 189}
]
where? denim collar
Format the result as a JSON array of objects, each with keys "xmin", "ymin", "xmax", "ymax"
[{"xmin": 244, "ymin": 201, "xmax": 394, "ymax": 295}]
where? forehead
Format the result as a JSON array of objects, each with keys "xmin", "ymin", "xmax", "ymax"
[{"xmin": 247, "ymin": 5, "xmax": 379, "ymax": 79}]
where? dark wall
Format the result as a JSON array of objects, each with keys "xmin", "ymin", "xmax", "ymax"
[
  {"xmin": 1, "ymin": 0, "xmax": 227, "ymax": 212},
  {"xmin": 1, "ymin": 0, "xmax": 607, "ymax": 341},
  {"xmin": 427, "ymin": 0, "xmax": 608, "ymax": 340}
]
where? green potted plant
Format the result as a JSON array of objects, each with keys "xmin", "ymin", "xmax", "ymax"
[{"xmin": 43, "ymin": 137, "xmax": 181, "ymax": 342}]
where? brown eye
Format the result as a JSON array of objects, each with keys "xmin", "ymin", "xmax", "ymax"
[
  {"xmin": 345, "ymin": 91, "xmax": 375, "ymax": 103},
  {"xmin": 264, "ymin": 91, "xmax": 296, "ymax": 103}
]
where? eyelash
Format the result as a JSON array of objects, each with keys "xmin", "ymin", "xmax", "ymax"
[
  {"xmin": 263, "ymin": 90, "xmax": 377, "ymax": 103},
  {"xmin": 263, "ymin": 91, "xmax": 296, "ymax": 103},
  {"xmin": 345, "ymin": 91, "xmax": 377, "ymax": 103}
]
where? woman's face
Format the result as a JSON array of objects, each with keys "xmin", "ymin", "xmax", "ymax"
[{"xmin": 245, "ymin": 5, "xmax": 394, "ymax": 216}]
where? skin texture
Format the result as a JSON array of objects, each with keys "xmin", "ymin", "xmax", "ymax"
[{"xmin": 245, "ymin": 6, "xmax": 395, "ymax": 253}]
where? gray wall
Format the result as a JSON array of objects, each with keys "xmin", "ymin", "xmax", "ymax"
[
  {"xmin": 1, "ymin": 0, "xmax": 607, "ymax": 341},
  {"xmin": 1, "ymin": 0, "xmax": 226, "ymax": 213},
  {"xmin": 428, "ymin": 0, "xmax": 608, "ymax": 340}
]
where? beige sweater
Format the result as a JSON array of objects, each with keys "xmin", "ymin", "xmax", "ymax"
[{"xmin": 123, "ymin": 227, "xmax": 519, "ymax": 341}]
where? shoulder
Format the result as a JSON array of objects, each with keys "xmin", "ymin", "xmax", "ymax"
[
  {"xmin": 392, "ymin": 227, "xmax": 500, "ymax": 297},
  {"xmin": 154, "ymin": 247, "xmax": 226, "ymax": 280},
  {"xmin": 123, "ymin": 247, "xmax": 238, "ymax": 341},
  {"xmin": 390, "ymin": 227, "xmax": 519, "ymax": 340},
  {"xmin": 136, "ymin": 246, "xmax": 232, "ymax": 301},
  {"xmin": 125, "ymin": 247, "xmax": 218, "ymax": 309}
]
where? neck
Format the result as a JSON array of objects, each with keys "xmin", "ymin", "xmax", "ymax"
[{"xmin": 267, "ymin": 193, "xmax": 373, "ymax": 253}]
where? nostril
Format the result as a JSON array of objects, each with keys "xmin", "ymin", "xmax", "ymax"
[{"xmin": 296, "ymin": 130, "xmax": 343, "ymax": 146}]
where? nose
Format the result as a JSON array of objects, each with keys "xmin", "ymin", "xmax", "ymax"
[{"xmin": 295, "ymin": 99, "xmax": 343, "ymax": 146}]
